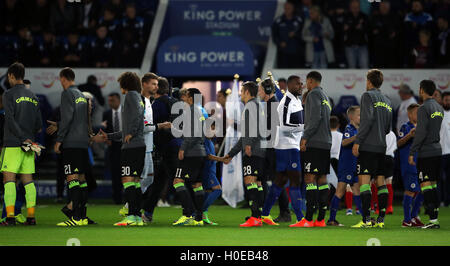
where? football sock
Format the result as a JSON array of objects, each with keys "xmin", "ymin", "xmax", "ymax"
[
  {"xmin": 387, "ymin": 183, "xmax": 393, "ymax": 209},
  {"xmin": 173, "ymin": 183, "xmax": 193, "ymax": 217},
  {"xmin": 403, "ymin": 194, "xmax": 413, "ymax": 222},
  {"xmin": 203, "ymin": 189, "xmax": 222, "ymax": 212},
  {"xmin": 193, "ymin": 186, "xmax": 205, "ymax": 221},
  {"xmin": 288, "ymin": 186, "xmax": 304, "ymax": 221},
  {"xmin": 123, "ymin": 182, "xmax": 137, "ymax": 218},
  {"xmin": 329, "ymin": 195, "xmax": 341, "ymax": 221},
  {"xmin": 353, "ymin": 195, "xmax": 362, "ymax": 213},
  {"xmin": 278, "ymin": 188, "xmax": 290, "ymax": 213},
  {"xmin": 4, "ymin": 182, "xmax": 16, "ymax": 218},
  {"xmin": 305, "ymin": 183, "xmax": 317, "ymax": 221},
  {"xmin": 411, "ymin": 193, "xmax": 424, "ymax": 218},
  {"xmin": 262, "ymin": 184, "xmax": 282, "ymax": 216},
  {"xmin": 377, "ymin": 185, "xmax": 388, "ymax": 222},
  {"xmin": 371, "ymin": 183, "xmax": 378, "ymax": 211},
  {"xmin": 345, "ymin": 191, "xmax": 353, "ymax": 210},
  {"xmin": 68, "ymin": 180, "xmax": 81, "ymax": 220},
  {"xmin": 246, "ymin": 183, "xmax": 260, "ymax": 218},
  {"xmin": 15, "ymin": 184, "xmax": 25, "ymax": 216},
  {"xmin": 317, "ymin": 184, "xmax": 329, "ymax": 221},
  {"xmin": 135, "ymin": 182, "xmax": 142, "ymax": 216},
  {"xmin": 422, "ymin": 185, "xmax": 437, "ymax": 220},
  {"xmin": 80, "ymin": 182, "xmax": 88, "ymax": 219},
  {"xmin": 360, "ymin": 184, "xmax": 372, "ymax": 223},
  {"xmin": 431, "ymin": 186, "xmax": 439, "ymax": 220},
  {"xmin": 24, "ymin": 182, "xmax": 37, "ymax": 218},
  {"xmin": 257, "ymin": 185, "xmax": 264, "ymax": 216}
]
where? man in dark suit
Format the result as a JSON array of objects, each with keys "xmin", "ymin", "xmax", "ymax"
[{"xmin": 103, "ymin": 92, "xmax": 122, "ymax": 204}]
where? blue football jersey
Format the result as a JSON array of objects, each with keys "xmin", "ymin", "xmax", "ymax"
[
  {"xmin": 337, "ymin": 124, "xmax": 358, "ymax": 177},
  {"xmin": 398, "ymin": 121, "xmax": 417, "ymax": 175}
]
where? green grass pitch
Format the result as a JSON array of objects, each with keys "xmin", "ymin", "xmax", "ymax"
[{"xmin": 1, "ymin": 202, "xmax": 449, "ymax": 246}]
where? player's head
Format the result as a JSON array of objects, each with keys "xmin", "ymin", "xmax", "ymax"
[
  {"xmin": 141, "ymin": 72, "xmax": 159, "ymax": 96},
  {"xmin": 330, "ymin": 116, "xmax": 340, "ymax": 131},
  {"xmin": 117, "ymin": 71, "xmax": 141, "ymax": 95},
  {"xmin": 366, "ymin": 69, "xmax": 383, "ymax": 90},
  {"xmin": 277, "ymin": 78, "xmax": 287, "ymax": 91},
  {"xmin": 411, "ymin": 0, "xmax": 424, "ymax": 14},
  {"xmin": 419, "ymin": 79, "xmax": 436, "ymax": 99},
  {"xmin": 258, "ymin": 78, "xmax": 275, "ymax": 100},
  {"xmin": 407, "ymin": 103, "xmax": 419, "ymax": 124},
  {"xmin": 442, "ymin": 91, "xmax": 450, "ymax": 111},
  {"xmin": 241, "ymin": 81, "xmax": 258, "ymax": 103},
  {"xmin": 306, "ymin": 71, "xmax": 321, "ymax": 90},
  {"xmin": 108, "ymin": 92, "xmax": 121, "ymax": 110},
  {"xmin": 398, "ymin": 84, "xmax": 414, "ymax": 101},
  {"xmin": 24, "ymin": 79, "xmax": 31, "ymax": 89},
  {"xmin": 433, "ymin": 89, "xmax": 443, "ymax": 105},
  {"xmin": 347, "ymin": 105, "xmax": 360, "ymax": 126},
  {"xmin": 59, "ymin": 67, "xmax": 75, "ymax": 90},
  {"xmin": 217, "ymin": 88, "xmax": 230, "ymax": 107},
  {"xmin": 182, "ymin": 88, "xmax": 202, "ymax": 106},
  {"xmin": 7, "ymin": 62, "xmax": 25, "ymax": 86},
  {"xmin": 157, "ymin": 76, "xmax": 170, "ymax": 96},
  {"xmin": 287, "ymin": 75, "xmax": 303, "ymax": 96}
]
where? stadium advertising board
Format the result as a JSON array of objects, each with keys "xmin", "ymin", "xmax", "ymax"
[{"xmin": 156, "ymin": 36, "xmax": 254, "ymax": 77}]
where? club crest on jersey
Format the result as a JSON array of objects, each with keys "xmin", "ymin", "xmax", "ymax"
[{"xmin": 292, "ymin": 163, "xmax": 297, "ymax": 168}]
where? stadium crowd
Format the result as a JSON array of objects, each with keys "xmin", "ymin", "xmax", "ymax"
[
  {"xmin": 0, "ymin": 0, "xmax": 155, "ymax": 68},
  {"xmin": 273, "ymin": 0, "xmax": 450, "ymax": 68}
]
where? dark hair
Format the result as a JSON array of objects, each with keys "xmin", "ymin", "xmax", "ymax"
[
  {"xmin": 242, "ymin": 81, "xmax": 258, "ymax": 97},
  {"xmin": 87, "ymin": 75, "xmax": 97, "ymax": 84},
  {"xmin": 7, "ymin": 62, "xmax": 25, "ymax": 80},
  {"xmin": 306, "ymin": 71, "xmax": 322, "ymax": 83},
  {"xmin": 141, "ymin": 72, "xmax": 159, "ymax": 84},
  {"xmin": 330, "ymin": 116, "xmax": 340, "ymax": 129},
  {"xmin": 442, "ymin": 91, "xmax": 450, "ymax": 98},
  {"xmin": 117, "ymin": 72, "xmax": 141, "ymax": 92},
  {"xmin": 23, "ymin": 79, "xmax": 31, "ymax": 85},
  {"xmin": 186, "ymin": 88, "xmax": 202, "ymax": 100},
  {"xmin": 367, "ymin": 69, "xmax": 383, "ymax": 88},
  {"xmin": 261, "ymin": 78, "xmax": 275, "ymax": 94},
  {"xmin": 419, "ymin": 79, "xmax": 436, "ymax": 96},
  {"xmin": 278, "ymin": 78, "xmax": 287, "ymax": 83},
  {"xmin": 59, "ymin": 67, "xmax": 75, "ymax": 81},
  {"xmin": 287, "ymin": 75, "xmax": 300, "ymax": 83},
  {"xmin": 108, "ymin": 92, "xmax": 121, "ymax": 99},
  {"xmin": 157, "ymin": 76, "xmax": 170, "ymax": 95},
  {"xmin": 407, "ymin": 103, "xmax": 420, "ymax": 112}
]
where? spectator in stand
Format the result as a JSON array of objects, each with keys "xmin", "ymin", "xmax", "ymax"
[
  {"xmin": 120, "ymin": 3, "xmax": 146, "ymax": 44},
  {"xmin": 15, "ymin": 26, "xmax": 38, "ymax": 66},
  {"xmin": 325, "ymin": 0, "xmax": 348, "ymax": 68},
  {"xmin": 49, "ymin": 0, "xmax": 81, "ymax": 36},
  {"xmin": 404, "ymin": 0, "xmax": 434, "ymax": 53},
  {"xmin": 115, "ymin": 30, "xmax": 143, "ymax": 68},
  {"xmin": 26, "ymin": 0, "xmax": 51, "ymax": 34},
  {"xmin": 79, "ymin": 0, "xmax": 102, "ymax": 35},
  {"xmin": 0, "ymin": 0, "xmax": 22, "ymax": 34},
  {"xmin": 409, "ymin": 29, "xmax": 435, "ymax": 68},
  {"xmin": 297, "ymin": 0, "xmax": 313, "ymax": 20},
  {"xmin": 396, "ymin": 84, "xmax": 418, "ymax": 134},
  {"xmin": 60, "ymin": 31, "xmax": 87, "ymax": 67},
  {"xmin": 98, "ymin": 6, "xmax": 120, "ymax": 40},
  {"xmin": 37, "ymin": 30, "xmax": 58, "ymax": 67},
  {"xmin": 90, "ymin": 25, "xmax": 114, "ymax": 68},
  {"xmin": 79, "ymin": 75, "xmax": 105, "ymax": 107},
  {"xmin": 272, "ymin": 1, "xmax": 304, "ymax": 68},
  {"xmin": 343, "ymin": 0, "xmax": 369, "ymax": 69},
  {"xmin": 302, "ymin": 6, "xmax": 335, "ymax": 69},
  {"xmin": 436, "ymin": 16, "xmax": 450, "ymax": 67},
  {"xmin": 369, "ymin": 1, "xmax": 402, "ymax": 68},
  {"xmin": 108, "ymin": 0, "xmax": 126, "ymax": 18}
]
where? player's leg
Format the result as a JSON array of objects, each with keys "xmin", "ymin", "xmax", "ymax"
[
  {"xmin": 261, "ymin": 173, "xmax": 287, "ymax": 225},
  {"xmin": 402, "ymin": 190, "xmax": 416, "ymax": 226},
  {"xmin": 345, "ymin": 184, "xmax": 353, "ymax": 215},
  {"xmin": 328, "ymin": 181, "xmax": 347, "ymax": 225},
  {"xmin": 315, "ymin": 174, "xmax": 329, "ymax": 226},
  {"xmin": 287, "ymin": 171, "xmax": 305, "ymax": 223},
  {"xmin": 172, "ymin": 157, "xmax": 196, "ymax": 226},
  {"xmin": 418, "ymin": 156, "xmax": 441, "ymax": 228},
  {"xmin": 140, "ymin": 151, "xmax": 155, "ymax": 223},
  {"xmin": 240, "ymin": 175, "xmax": 262, "ymax": 227},
  {"xmin": 20, "ymin": 174, "xmax": 36, "ymax": 225},
  {"xmin": 411, "ymin": 192, "xmax": 424, "ymax": 226},
  {"xmin": 370, "ymin": 180, "xmax": 378, "ymax": 213},
  {"xmin": 351, "ymin": 180, "xmax": 362, "ymax": 215},
  {"xmin": 191, "ymin": 180, "xmax": 205, "ymax": 225},
  {"xmin": 2, "ymin": 172, "xmax": 17, "ymax": 225},
  {"xmin": 202, "ymin": 165, "xmax": 222, "ymax": 225},
  {"xmin": 303, "ymin": 173, "xmax": 317, "ymax": 224},
  {"xmin": 352, "ymin": 151, "xmax": 376, "ymax": 228},
  {"xmin": 374, "ymin": 175, "xmax": 388, "ymax": 226},
  {"xmin": 386, "ymin": 177, "xmax": 394, "ymax": 214}
]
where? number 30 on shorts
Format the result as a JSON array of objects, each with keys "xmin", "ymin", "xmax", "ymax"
[{"xmin": 122, "ymin": 166, "xmax": 131, "ymax": 176}]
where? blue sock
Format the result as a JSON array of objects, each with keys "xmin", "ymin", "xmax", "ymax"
[
  {"xmin": 411, "ymin": 193, "xmax": 424, "ymax": 218},
  {"xmin": 202, "ymin": 189, "xmax": 222, "ymax": 212},
  {"xmin": 289, "ymin": 187, "xmax": 304, "ymax": 221},
  {"xmin": 261, "ymin": 184, "xmax": 283, "ymax": 216},
  {"xmin": 329, "ymin": 195, "xmax": 341, "ymax": 222},
  {"xmin": 403, "ymin": 194, "xmax": 413, "ymax": 222},
  {"xmin": 353, "ymin": 195, "xmax": 362, "ymax": 213}
]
